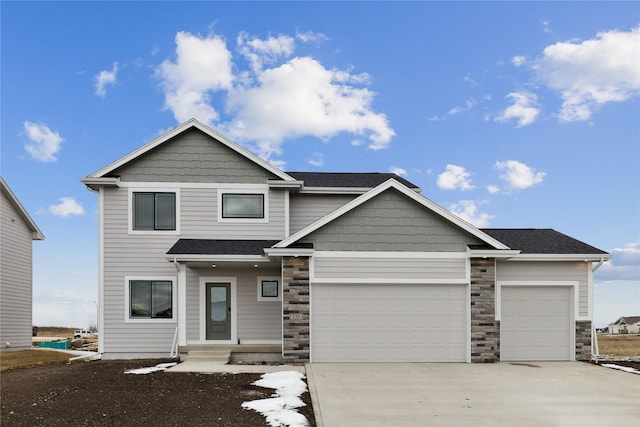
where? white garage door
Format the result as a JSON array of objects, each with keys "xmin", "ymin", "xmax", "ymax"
[
  {"xmin": 311, "ymin": 284, "xmax": 467, "ymax": 362},
  {"xmin": 501, "ymin": 286, "xmax": 573, "ymax": 361}
]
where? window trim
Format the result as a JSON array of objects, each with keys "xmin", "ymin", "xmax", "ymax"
[
  {"xmin": 257, "ymin": 276, "xmax": 281, "ymax": 301},
  {"xmin": 124, "ymin": 276, "xmax": 177, "ymax": 323},
  {"xmin": 217, "ymin": 188, "xmax": 268, "ymax": 223},
  {"xmin": 128, "ymin": 188, "xmax": 180, "ymax": 235}
]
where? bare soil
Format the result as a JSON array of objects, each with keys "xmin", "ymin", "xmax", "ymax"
[{"xmin": 1, "ymin": 359, "xmax": 316, "ymax": 426}]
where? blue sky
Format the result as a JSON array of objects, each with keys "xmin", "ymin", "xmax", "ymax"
[{"xmin": 1, "ymin": 1, "xmax": 638, "ymax": 329}]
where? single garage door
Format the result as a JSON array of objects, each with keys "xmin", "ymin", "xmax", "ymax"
[
  {"xmin": 311, "ymin": 283, "xmax": 467, "ymax": 362},
  {"xmin": 501, "ymin": 286, "xmax": 573, "ymax": 361}
]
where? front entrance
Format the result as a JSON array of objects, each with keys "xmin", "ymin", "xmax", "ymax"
[{"xmin": 206, "ymin": 283, "xmax": 231, "ymax": 340}]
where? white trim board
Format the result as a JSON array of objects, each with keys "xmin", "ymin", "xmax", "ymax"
[{"xmin": 495, "ymin": 281, "xmax": 580, "ymax": 322}]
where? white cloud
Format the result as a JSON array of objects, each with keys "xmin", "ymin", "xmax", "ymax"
[
  {"xmin": 351, "ymin": 139, "xmax": 364, "ymax": 146},
  {"xmin": 296, "ymin": 30, "xmax": 329, "ymax": 44},
  {"xmin": 307, "ymin": 152, "xmax": 324, "ymax": 167},
  {"xmin": 48, "ymin": 197, "xmax": 85, "ymax": 217},
  {"xmin": 389, "ymin": 167, "xmax": 407, "ymax": 177},
  {"xmin": 95, "ymin": 62, "xmax": 118, "ymax": 97},
  {"xmin": 23, "ymin": 121, "xmax": 64, "ymax": 162},
  {"xmin": 449, "ymin": 200, "xmax": 493, "ymax": 227},
  {"xmin": 596, "ymin": 242, "xmax": 640, "ymax": 281},
  {"xmin": 437, "ymin": 164, "xmax": 475, "ymax": 191},
  {"xmin": 156, "ymin": 31, "xmax": 234, "ymax": 124},
  {"xmin": 511, "ymin": 56, "xmax": 527, "ymax": 67},
  {"xmin": 495, "ymin": 160, "xmax": 545, "ymax": 189},
  {"xmin": 487, "ymin": 185, "xmax": 500, "ymax": 194},
  {"xmin": 448, "ymin": 98, "xmax": 477, "ymax": 115},
  {"xmin": 533, "ymin": 26, "xmax": 640, "ymax": 122},
  {"xmin": 156, "ymin": 31, "xmax": 394, "ymax": 161},
  {"xmin": 496, "ymin": 91, "xmax": 540, "ymax": 127}
]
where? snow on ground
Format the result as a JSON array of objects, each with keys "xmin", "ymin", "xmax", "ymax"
[
  {"xmin": 601, "ymin": 364, "xmax": 640, "ymax": 375},
  {"xmin": 124, "ymin": 362, "xmax": 177, "ymax": 374},
  {"xmin": 242, "ymin": 371, "xmax": 310, "ymax": 427}
]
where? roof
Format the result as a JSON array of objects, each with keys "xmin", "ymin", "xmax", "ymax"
[
  {"xmin": 167, "ymin": 239, "xmax": 280, "ymax": 256},
  {"xmin": 481, "ymin": 229, "xmax": 609, "ymax": 255},
  {"xmin": 609, "ymin": 316, "xmax": 640, "ymax": 325},
  {"xmin": 286, "ymin": 172, "xmax": 419, "ymax": 189},
  {"xmin": 0, "ymin": 177, "xmax": 45, "ymax": 240}
]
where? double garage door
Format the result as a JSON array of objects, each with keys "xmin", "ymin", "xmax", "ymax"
[{"xmin": 311, "ymin": 284, "xmax": 467, "ymax": 362}]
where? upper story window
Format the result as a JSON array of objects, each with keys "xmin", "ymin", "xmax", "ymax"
[
  {"xmin": 222, "ymin": 193, "xmax": 264, "ymax": 219},
  {"xmin": 133, "ymin": 192, "xmax": 176, "ymax": 231}
]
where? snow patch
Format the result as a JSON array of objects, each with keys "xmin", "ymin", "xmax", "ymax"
[
  {"xmin": 242, "ymin": 371, "xmax": 310, "ymax": 427},
  {"xmin": 601, "ymin": 364, "xmax": 640, "ymax": 375},
  {"xmin": 124, "ymin": 362, "xmax": 177, "ymax": 374}
]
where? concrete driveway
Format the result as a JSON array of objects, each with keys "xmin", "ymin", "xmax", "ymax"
[{"xmin": 305, "ymin": 362, "xmax": 639, "ymax": 427}]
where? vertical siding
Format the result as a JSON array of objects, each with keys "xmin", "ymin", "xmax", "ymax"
[
  {"xmin": 496, "ymin": 261, "xmax": 589, "ymax": 317},
  {"xmin": 186, "ymin": 267, "xmax": 282, "ymax": 342},
  {"xmin": 305, "ymin": 188, "xmax": 483, "ymax": 252},
  {"xmin": 0, "ymin": 190, "xmax": 34, "ymax": 350},
  {"xmin": 289, "ymin": 194, "xmax": 356, "ymax": 234}
]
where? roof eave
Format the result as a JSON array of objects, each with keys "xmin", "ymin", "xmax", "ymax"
[
  {"xmin": 505, "ymin": 253, "xmax": 611, "ymax": 262},
  {"xmin": 166, "ymin": 254, "xmax": 271, "ymax": 263},
  {"xmin": 468, "ymin": 249, "xmax": 521, "ymax": 259},
  {"xmin": 80, "ymin": 177, "xmax": 120, "ymax": 191},
  {"xmin": 1, "ymin": 177, "xmax": 45, "ymax": 240}
]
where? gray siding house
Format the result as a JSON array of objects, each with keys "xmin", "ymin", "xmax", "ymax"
[
  {"xmin": 82, "ymin": 119, "xmax": 610, "ymax": 363},
  {"xmin": 1, "ymin": 177, "xmax": 45, "ymax": 351}
]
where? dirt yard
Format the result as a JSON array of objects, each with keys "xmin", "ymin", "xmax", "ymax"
[{"xmin": 1, "ymin": 358, "xmax": 316, "ymax": 426}]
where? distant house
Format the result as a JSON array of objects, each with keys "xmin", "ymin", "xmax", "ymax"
[
  {"xmin": 82, "ymin": 119, "xmax": 611, "ymax": 363},
  {"xmin": 608, "ymin": 316, "xmax": 640, "ymax": 335},
  {"xmin": 0, "ymin": 177, "xmax": 45, "ymax": 350}
]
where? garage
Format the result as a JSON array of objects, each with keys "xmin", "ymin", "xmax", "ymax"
[
  {"xmin": 311, "ymin": 283, "xmax": 468, "ymax": 362},
  {"xmin": 500, "ymin": 286, "xmax": 573, "ymax": 361}
]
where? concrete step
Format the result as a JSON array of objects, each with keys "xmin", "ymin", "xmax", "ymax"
[{"xmin": 184, "ymin": 350, "xmax": 231, "ymax": 363}]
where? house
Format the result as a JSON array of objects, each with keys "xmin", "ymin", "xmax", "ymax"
[
  {"xmin": 0, "ymin": 177, "xmax": 45, "ymax": 351},
  {"xmin": 81, "ymin": 119, "xmax": 610, "ymax": 363},
  {"xmin": 608, "ymin": 316, "xmax": 640, "ymax": 335}
]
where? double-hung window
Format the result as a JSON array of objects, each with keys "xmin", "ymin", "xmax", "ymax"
[
  {"xmin": 133, "ymin": 192, "xmax": 176, "ymax": 231},
  {"xmin": 129, "ymin": 280, "xmax": 173, "ymax": 319}
]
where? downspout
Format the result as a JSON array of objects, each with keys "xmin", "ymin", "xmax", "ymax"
[{"xmin": 590, "ymin": 257, "xmax": 605, "ymax": 362}]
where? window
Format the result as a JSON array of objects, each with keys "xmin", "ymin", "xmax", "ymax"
[
  {"xmin": 133, "ymin": 192, "xmax": 175, "ymax": 230},
  {"xmin": 257, "ymin": 276, "xmax": 280, "ymax": 301},
  {"xmin": 129, "ymin": 280, "xmax": 173, "ymax": 319},
  {"xmin": 222, "ymin": 193, "xmax": 264, "ymax": 219}
]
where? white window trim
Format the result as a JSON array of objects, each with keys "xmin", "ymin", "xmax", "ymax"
[
  {"xmin": 495, "ymin": 281, "xmax": 579, "ymax": 321},
  {"xmin": 124, "ymin": 276, "xmax": 177, "ymax": 324},
  {"xmin": 257, "ymin": 276, "xmax": 281, "ymax": 301},
  {"xmin": 128, "ymin": 187, "xmax": 181, "ymax": 235},
  {"xmin": 217, "ymin": 188, "xmax": 269, "ymax": 223}
]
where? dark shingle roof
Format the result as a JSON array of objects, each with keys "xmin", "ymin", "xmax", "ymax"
[
  {"xmin": 480, "ymin": 229, "xmax": 609, "ymax": 255},
  {"xmin": 286, "ymin": 172, "xmax": 419, "ymax": 189},
  {"xmin": 167, "ymin": 239, "xmax": 313, "ymax": 255}
]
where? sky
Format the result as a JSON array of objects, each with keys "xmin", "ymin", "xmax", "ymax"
[{"xmin": 1, "ymin": 1, "xmax": 638, "ymax": 329}]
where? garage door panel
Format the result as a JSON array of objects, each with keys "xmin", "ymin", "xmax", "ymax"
[
  {"xmin": 312, "ymin": 284, "xmax": 467, "ymax": 362},
  {"xmin": 501, "ymin": 286, "xmax": 572, "ymax": 361}
]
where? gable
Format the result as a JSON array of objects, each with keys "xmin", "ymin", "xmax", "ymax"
[
  {"xmin": 302, "ymin": 188, "xmax": 485, "ymax": 252},
  {"xmin": 109, "ymin": 128, "xmax": 281, "ymax": 183}
]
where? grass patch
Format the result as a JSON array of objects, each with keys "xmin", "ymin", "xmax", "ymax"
[
  {"xmin": 597, "ymin": 334, "xmax": 640, "ymax": 358},
  {"xmin": 0, "ymin": 349, "xmax": 71, "ymax": 372}
]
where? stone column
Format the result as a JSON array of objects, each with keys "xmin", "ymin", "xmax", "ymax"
[
  {"xmin": 575, "ymin": 320, "xmax": 592, "ymax": 361},
  {"xmin": 282, "ymin": 256, "xmax": 310, "ymax": 363},
  {"xmin": 470, "ymin": 258, "xmax": 500, "ymax": 362}
]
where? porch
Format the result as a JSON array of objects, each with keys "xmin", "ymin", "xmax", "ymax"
[{"xmin": 178, "ymin": 344, "xmax": 283, "ymax": 364}]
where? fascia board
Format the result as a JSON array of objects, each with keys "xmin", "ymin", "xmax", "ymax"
[
  {"xmin": 87, "ymin": 119, "xmax": 295, "ymax": 182},
  {"xmin": 468, "ymin": 249, "xmax": 521, "ymax": 258},
  {"xmin": 166, "ymin": 254, "xmax": 271, "ymax": 263},
  {"xmin": 263, "ymin": 248, "xmax": 314, "ymax": 257},
  {"xmin": 505, "ymin": 254, "xmax": 612, "ymax": 262},
  {"xmin": 275, "ymin": 179, "xmax": 510, "ymax": 250},
  {"xmin": 0, "ymin": 177, "xmax": 45, "ymax": 240}
]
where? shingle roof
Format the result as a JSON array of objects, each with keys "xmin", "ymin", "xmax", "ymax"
[
  {"xmin": 480, "ymin": 228, "xmax": 609, "ymax": 255},
  {"xmin": 167, "ymin": 239, "xmax": 313, "ymax": 255},
  {"xmin": 286, "ymin": 172, "xmax": 419, "ymax": 189}
]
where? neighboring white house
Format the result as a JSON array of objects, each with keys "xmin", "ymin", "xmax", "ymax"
[
  {"xmin": 81, "ymin": 119, "xmax": 611, "ymax": 363},
  {"xmin": 608, "ymin": 316, "xmax": 640, "ymax": 335},
  {"xmin": 0, "ymin": 177, "xmax": 45, "ymax": 351}
]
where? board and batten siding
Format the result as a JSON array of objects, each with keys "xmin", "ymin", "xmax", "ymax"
[
  {"xmin": 0, "ymin": 189, "xmax": 35, "ymax": 350},
  {"xmin": 186, "ymin": 267, "xmax": 282, "ymax": 342},
  {"xmin": 304, "ymin": 188, "xmax": 484, "ymax": 252},
  {"xmin": 289, "ymin": 194, "xmax": 356, "ymax": 235},
  {"xmin": 496, "ymin": 261, "xmax": 589, "ymax": 317},
  {"xmin": 313, "ymin": 256, "xmax": 466, "ymax": 280},
  {"xmin": 110, "ymin": 128, "xmax": 280, "ymax": 183}
]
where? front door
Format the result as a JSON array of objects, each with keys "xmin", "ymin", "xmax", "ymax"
[{"xmin": 206, "ymin": 283, "xmax": 231, "ymax": 340}]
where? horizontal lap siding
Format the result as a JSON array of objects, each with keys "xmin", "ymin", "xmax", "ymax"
[
  {"xmin": 0, "ymin": 190, "xmax": 34, "ymax": 349},
  {"xmin": 314, "ymin": 257, "xmax": 466, "ymax": 280},
  {"xmin": 496, "ymin": 261, "xmax": 589, "ymax": 317},
  {"xmin": 289, "ymin": 194, "xmax": 355, "ymax": 234}
]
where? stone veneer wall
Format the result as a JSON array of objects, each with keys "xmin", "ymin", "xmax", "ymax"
[
  {"xmin": 282, "ymin": 256, "xmax": 310, "ymax": 363},
  {"xmin": 470, "ymin": 258, "xmax": 500, "ymax": 363},
  {"xmin": 575, "ymin": 320, "xmax": 592, "ymax": 361}
]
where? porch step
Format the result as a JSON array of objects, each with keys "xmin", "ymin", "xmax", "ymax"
[{"xmin": 184, "ymin": 350, "xmax": 231, "ymax": 364}]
